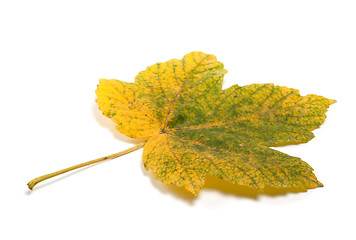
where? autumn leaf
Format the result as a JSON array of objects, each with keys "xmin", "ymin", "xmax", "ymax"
[
  {"xmin": 27, "ymin": 52, "xmax": 334, "ymax": 196},
  {"xmin": 95, "ymin": 51, "xmax": 334, "ymax": 196}
]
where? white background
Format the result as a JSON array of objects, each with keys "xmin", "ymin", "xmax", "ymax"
[{"xmin": 1, "ymin": 0, "xmax": 355, "ymax": 239}]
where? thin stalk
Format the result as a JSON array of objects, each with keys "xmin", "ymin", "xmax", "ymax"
[{"xmin": 27, "ymin": 142, "xmax": 146, "ymax": 190}]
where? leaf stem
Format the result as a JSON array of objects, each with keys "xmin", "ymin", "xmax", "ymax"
[{"xmin": 27, "ymin": 142, "xmax": 146, "ymax": 190}]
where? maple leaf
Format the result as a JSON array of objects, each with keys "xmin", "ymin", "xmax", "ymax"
[{"xmin": 95, "ymin": 51, "xmax": 334, "ymax": 196}]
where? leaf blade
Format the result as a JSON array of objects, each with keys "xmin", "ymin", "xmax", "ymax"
[{"xmin": 96, "ymin": 51, "xmax": 333, "ymax": 196}]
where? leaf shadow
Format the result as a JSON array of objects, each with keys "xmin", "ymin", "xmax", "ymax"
[
  {"xmin": 142, "ymin": 171, "xmax": 310, "ymax": 202},
  {"xmin": 201, "ymin": 175, "xmax": 309, "ymax": 199}
]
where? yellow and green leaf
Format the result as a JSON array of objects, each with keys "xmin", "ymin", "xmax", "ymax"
[{"xmin": 96, "ymin": 51, "xmax": 334, "ymax": 196}]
